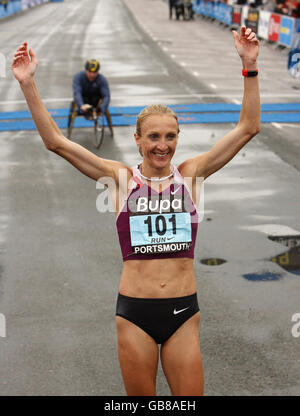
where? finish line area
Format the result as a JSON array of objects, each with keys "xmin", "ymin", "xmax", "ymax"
[{"xmin": 1, "ymin": 102, "xmax": 300, "ymax": 131}]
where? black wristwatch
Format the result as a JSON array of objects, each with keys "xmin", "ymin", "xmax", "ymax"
[{"xmin": 242, "ymin": 69, "xmax": 258, "ymax": 77}]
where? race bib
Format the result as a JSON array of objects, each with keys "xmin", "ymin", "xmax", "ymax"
[{"xmin": 129, "ymin": 212, "xmax": 192, "ymax": 255}]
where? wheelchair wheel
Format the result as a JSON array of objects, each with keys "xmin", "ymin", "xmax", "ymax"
[
  {"xmin": 67, "ymin": 101, "xmax": 77, "ymax": 140},
  {"xmin": 93, "ymin": 114, "xmax": 105, "ymax": 149}
]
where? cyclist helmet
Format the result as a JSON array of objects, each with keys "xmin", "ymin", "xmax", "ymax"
[{"xmin": 85, "ymin": 59, "xmax": 100, "ymax": 72}]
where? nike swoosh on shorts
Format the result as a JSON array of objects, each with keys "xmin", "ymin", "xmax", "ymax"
[{"xmin": 173, "ymin": 307, "xmax": 190, "ymax": 315}]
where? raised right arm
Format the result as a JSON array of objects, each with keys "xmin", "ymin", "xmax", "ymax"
[{"xmin": 12, "ymin": 42, "xmax": 125, "ymax": 182}]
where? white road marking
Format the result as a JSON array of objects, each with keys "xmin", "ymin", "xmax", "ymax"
[
  {"xmin": 272, "ymin": 122, "xmax": 283, "ymax": 129},
  {"xmin": 277, "ymin": 123, "xmax": 300, "ymax": 128},
  {"xmin": 240, "ymin": 224, "xmax": 300, "ymax": 236}
]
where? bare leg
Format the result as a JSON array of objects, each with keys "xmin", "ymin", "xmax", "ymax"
[
  {"xmin": 116, "ymin": 316, "xmax": 159, "ymax": 396},
  {"xmin": 160, "ymin": 312, "xmax": 204, "ymax": 396}
]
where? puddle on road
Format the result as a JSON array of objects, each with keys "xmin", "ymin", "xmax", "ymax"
[
  {"xmin": 199, "ymin": 235, "xmax": 300, "ymax": 278},
  {"xmin": 268, "ymin": 235, "xmax": 300, "ymax": 276},
  {"xmin": 270, "ymin": 247, "xmax": 300, "ymax": 276},
  {"xmin": 243, "ymin": 272, "xmax": 283, "ymax": 281},
  {"xmin": 200, "ymin": 258, "xmax": 227, "ymax": 266},
  {"xmin": 268, "ymin": 235, "xmax": 300, "ymax": 248}
]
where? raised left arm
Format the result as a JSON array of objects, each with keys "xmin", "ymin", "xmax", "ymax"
[{"xmin": 181, "ymin": 27, "xmax": 260, "ymax": 180}]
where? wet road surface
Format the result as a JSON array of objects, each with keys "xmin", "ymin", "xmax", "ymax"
[{"xmin": 0, "ymin": 0, "xmax": 299, "ymax": 395}]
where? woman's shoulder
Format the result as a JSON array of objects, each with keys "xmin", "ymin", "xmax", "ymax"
[{"xmin": 177, "ymin": 159, "xmax": 198, "ymax": 179}]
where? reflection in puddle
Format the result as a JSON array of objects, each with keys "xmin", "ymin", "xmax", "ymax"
[
  {"xmin": 199, "ymin": 235, "xmax": 300, "ymax": 278},
  {"xmin": 243, "ymin": 272, "xmax": 283, "ymax": 281},
  {"xmin": 268, "ymin": 235, "xmax": 300, "ymax": 276},
  {"xmin": 271, "ymin": 247, "xmax": 300, "ymax": 276},
  {"xmin": 268, "ymin": 235, "xmax": 300, "ymax": 248},
  {"xmin": 200, "ymin": 258, "xmax": 227, "ymax": 266}
]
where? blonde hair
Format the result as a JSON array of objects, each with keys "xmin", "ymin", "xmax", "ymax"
[{"xmin": 135, "ymin": 104, "xmax": 179, "ymax": 136}]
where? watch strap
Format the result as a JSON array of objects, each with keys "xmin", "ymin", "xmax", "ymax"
[{"xmin": 242, "ymin": 69, "xmax": 258, "ymax": 77}]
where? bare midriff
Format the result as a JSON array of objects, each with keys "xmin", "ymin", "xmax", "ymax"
[{"xmin": 119, "ymin": 257, "xmax": 197, "ymax": 298}]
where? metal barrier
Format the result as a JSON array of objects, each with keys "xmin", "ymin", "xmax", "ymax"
[{"xmin": 193, "ymin": 0, "xmax": 300, "ymax": 49}]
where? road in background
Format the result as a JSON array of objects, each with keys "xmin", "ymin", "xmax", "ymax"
[{"xmin": 0, "ymin": 0, "xmax": 299, "ymax": 395}]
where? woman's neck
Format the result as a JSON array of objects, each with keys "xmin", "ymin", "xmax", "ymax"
[{"xmin": 139, "ymin": 163, "xmax": 173, "ymax": 181}]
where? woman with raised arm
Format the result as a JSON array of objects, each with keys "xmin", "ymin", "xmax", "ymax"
[{"xmin": 12, "ymin": 26, "xmax": 260, "ymax": 396}]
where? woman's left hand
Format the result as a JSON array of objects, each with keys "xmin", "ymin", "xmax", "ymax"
[
  {"xmin": 11, "ymin": 42, "xmax": 38, "ymax": 84},
  {"xmin": 232, "ymin": 26, "xmax": 260, "ymax": 67}
]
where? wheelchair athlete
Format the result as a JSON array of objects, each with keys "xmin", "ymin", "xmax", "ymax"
[{"xmin": 72, "ymin": 59, "xmax": 110, "ymax": 119}]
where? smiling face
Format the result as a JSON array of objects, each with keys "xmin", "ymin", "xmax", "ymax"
[{"xmin": 135, "ymin": 114, "xmax": 179, "ymax": 176}]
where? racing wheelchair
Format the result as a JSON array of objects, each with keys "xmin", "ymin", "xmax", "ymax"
[{"xmin": 67, "ymin": 101, "xmax": 114, "ymax": 149}]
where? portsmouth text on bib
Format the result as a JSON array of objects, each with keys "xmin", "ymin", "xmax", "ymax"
[{"xmin": 129, "ymin": 194, "xmax": 192, "ymax": 255}]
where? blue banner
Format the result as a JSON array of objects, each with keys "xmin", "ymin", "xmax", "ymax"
[
  {"xmin": 218, "ymin": 4, "xmax": 233, "ymax": 25},
  {"xmin": 194, "ymin": 1, "xmax": 232, "ymax": 26},
  {"xmin": 21, "ymin": 0, "xmax": 49, "ymax": 10},
  {"xmin": 288, "ymin": 19, "xmax": 300, "ymax": 78},
  {"xmin": 0, "ymin": 0, "xmax": 49, "ymax": 18},
  {"xmin": 279, "ymin": 16, "xmax": 294, "ymax": 47},
  {"xmin": 0, "ymin": 1, "xmax": 22, "ymax": 19}
]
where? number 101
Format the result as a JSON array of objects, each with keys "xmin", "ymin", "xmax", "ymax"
[{"xmin": 144, "ymin": 215, "xmax": 176, "ymax": 237}]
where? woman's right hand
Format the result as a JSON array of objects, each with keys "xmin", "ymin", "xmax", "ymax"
[{"xmin": 11, "ymin": 42, "xmax": 38, "ymax": 84}]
